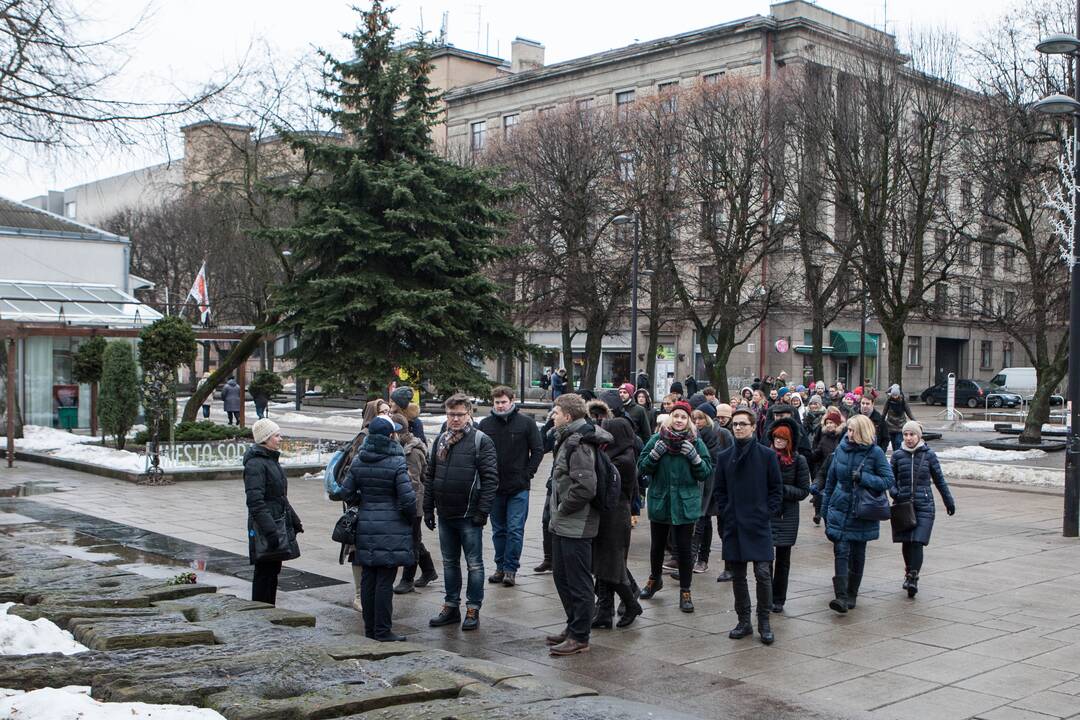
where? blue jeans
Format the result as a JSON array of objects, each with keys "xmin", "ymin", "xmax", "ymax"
[
  {"xmin": 834, "ymin": 539, "xmax": 867, "ymax": 578},
  {"xmin": 490, "ymin": 489, "xmax": 530, "ymax": 573},
  {"xmin": 891, "ymin": 432, "xmax": 904, "ymax": 453},
  {"xmin": 438, "ymin": 517, "xmax": 485, "ymax": 610},
  {"xmin": 201, "ymin": 404, "xmax": 210, "ymax": 419}
]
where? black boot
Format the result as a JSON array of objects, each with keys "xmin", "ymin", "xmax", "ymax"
[
  {"xmin": 829, "ymin": 576, "xmax": 849, "ymax": 614},
  {"xmin": 639, "ymin": 575, "xmax": 663, "ymax": 599},
  {"xmin": 847, "ymin": 572, "xmax": 863, "ymax": 609},
  {"xmin": 413, "ymin": 549, "xmax": 437, "ymax": 588},
  {"xmin": 593, "ymin": 581, "xmax": 614, "ymax": 629},
  {"xmin": 729, "ymin": 570, "xmax": 753, "ymax": 639},
  {"xmin": 757, "ymin": 613, "xmax": 774, "ymax": 645},
  {"xmin": 902, "ymin": 568, "xmax": 912, "ymax": 592},
  {"xmin": 679, "ymin": 589, "xmax": 695, "ymax": 613},
  {"xmin": 907, "ymin": 571, "xmax": 919, "ymax": 598}
]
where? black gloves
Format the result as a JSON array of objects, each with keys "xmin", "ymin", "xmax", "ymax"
[
  {"xmin": 946, "ymin": 504, "xmax": 956, "ymax": 516},
  {"xmin": 471, "ymin": 513, "xmax": 488, "ymax": 527},
  {"xmin": 424, "ymin": 514, "xmax": 436, "ymax": 531}
]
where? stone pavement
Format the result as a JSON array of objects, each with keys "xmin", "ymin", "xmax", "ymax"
[{"xmin": 2, "ymin": 457, "xmax": 1080, "ymax": 720}]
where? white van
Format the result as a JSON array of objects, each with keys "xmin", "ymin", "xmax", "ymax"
[{"xmin": 989, "ymin": 367, "xmax": 1038, "ymax": 396}]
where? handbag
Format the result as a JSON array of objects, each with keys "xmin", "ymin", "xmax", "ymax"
[
  {"xmin": 851, "ymin": 454, "xmax": 891, "ymax": 522},
  {"xmin": 890, "ymin": 454, "xmax": 919, "ymax": 533},
  {"xmin": 332, "ymin": 506, "xmax": 360, "ymax": 544},
  {"xmin": 252, "ymin": 512, "xmax": 300, "ymax": 562}
]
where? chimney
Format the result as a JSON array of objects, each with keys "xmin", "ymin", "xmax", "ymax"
[{"xmin": 511, "ymin": 37, "xmax": 545, "ymax": 73}]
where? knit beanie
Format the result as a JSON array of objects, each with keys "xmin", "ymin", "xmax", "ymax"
[
  {"xmin": 619, "ymin": 382, "xmax": 636, "ymax": 397},
  {"xmin": 844, "ymin": 392, "xmax": 858, "ymax": 404},
  {"xmin": 777, "ymin": 386, "xmax": 790, "ymax": 399},
  {"xmin": 671, "ymin": 400, "xmax": 693, "ymax": 417},
  {"xmin": 902, "ymin": 420, "xmax": 923, "ymax": 438},
  {"xmin": 824, "ymin": 408, "xmax": 844, "ymax": 426},
  {"xmin": 889, "ymin": 384, "xmax": 902, "ymax": 397},
  {"xmin": 699, "ymin": 401, "xmax": 717, "ymax": 419},
  {"xmin": 390, "ymin": 386, "xmax": 414, "ymax": 409},
  {"xmin": 809, "ymin": 394, "xmax": 824, "ymax": 408},
  {"xmin": 253, "ymin": 419, "xmax": 280, "ymax": 445}
]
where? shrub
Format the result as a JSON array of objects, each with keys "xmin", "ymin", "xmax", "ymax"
[
  {"xmin": 138, "ymin": 316, "xmax": 196, "ymax": 373},
  {"xmin": 98, "ymin": 342, "xmax": 140, "ymax": 450},
  {"xmin": 249, "ymin": 370, "xmax": 283, "ymax": 400},
  {"xmin": 72, "ymin": 336, "xmax": 107, "ymax": 385},
  {"xmin": 133, "ymin": 421, "xmax": 253, "ymax": 445}
]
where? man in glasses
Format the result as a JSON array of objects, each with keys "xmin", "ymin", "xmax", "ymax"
[{"xmin": 424, "ymin": 393, "xmax": 499, "ymax": 632}]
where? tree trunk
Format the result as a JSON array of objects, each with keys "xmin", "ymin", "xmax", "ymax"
[
  {"xmin": 581, "ymin": 323, "xmax": 605, "ymax": 392},
  {"xmin": 707, "ymin": 345, "xmax": 733, "ymax": 403},
  {"xmin": 181, "ymin": 330, "xmax": 264, "ymax": 421},
  {"xmin": 560, "ymin": 310, "xmax": 574, "ymax": 391},
  {"xmin": 1020, "ymin": 362, "xmax": 1068, "ymax": 444},
  {"xmin": 810, "ymin": 318, "xmax": 826, "ymax": 386},
  {"xmin": 882, "ymin": 322, "xmax": 906, "ymax": 389}
]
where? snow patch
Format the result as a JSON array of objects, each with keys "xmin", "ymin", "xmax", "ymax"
[
  {"xmin": 49, "ymin": 545, "xmax": 121, "ymax": 563},
  {"xmin": 940, "ymin": 460, "xmax": 1063, "ymax": 488},
  {"xmin": 936, "ymin": 445, "xmax": 1048, "ymax": 462},
  {"xmin": 0, "ymin": 686, "xmax": 226, "ymax": 719},
  {"xmin": 273, "ymin": 412, "xmax": 365, "ymax": 429},
  {"xmin": 14, "ymin": 426, "xmax": 96, "ymax": 451},
  {"xmin": 0, "ymin": 603, "xmax": 87, "ymax": 656}
]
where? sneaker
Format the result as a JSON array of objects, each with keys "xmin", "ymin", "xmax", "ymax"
[
  {"xmin": 502, "ymin": 572, "xmax": 516, "ymax": 587},
  {"xmin": 461, "ymin": 608, "xmax": 480, "ymax": 631},
  {"xmin": 693, "ymin": 560, "xmax": 708, "ymax": 574},
  {"xmin": 549, "ymin": 637, "xmax": 590, "ymax": 656},
  {"xmin": 352, "ymin": 597, "xmax": 363, "ymax": 612},
  {"xmin": 392, "ymin": 579, "xmax": 414, "ymax": 595},
  {"xmin": 428, "ymin": 605, "xmax": 461, "ymax": 627},
  {"xmin": 413, "ymin": 569, "xmax": 438, "ymax": 588},
  {"xmin": 488, "ymin": 570, "xmax": 505, "ymax": 584},
  {"xmin": 533, "ymin": 560, "xmax": 552, "ymax": 573},
  {"xmin": 716, "ymin": 570, "xmax": 733, "ymax": 583},
  {"xmin": 662, "ymin": 556, "xmax": 678, "ymax": 571}
]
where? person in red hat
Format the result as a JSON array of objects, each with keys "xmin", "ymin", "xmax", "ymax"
[
  {"xmin": 636, "ymin": 400, "xmax": 713, "ymax": 613},
  {"xmin": 619, "ymin": 382, "xmax": 651, "ymax": 445}
]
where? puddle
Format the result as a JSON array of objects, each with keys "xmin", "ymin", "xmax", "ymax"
[
  {"xmin": 0, "ymin": 482, "xmax": 66, "ymax": 498},
  {"xmin": 49, "ymin": 545, "xmax": 122, "ymax": 563}
]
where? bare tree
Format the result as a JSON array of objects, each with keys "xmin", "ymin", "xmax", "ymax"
[
  {"xmin": 489, "ymin": 104, "xmax": 629, "ymax": 390},
  {"xmin": 671, "ymin": 77, "xmax": 783, "ymax": 400}
]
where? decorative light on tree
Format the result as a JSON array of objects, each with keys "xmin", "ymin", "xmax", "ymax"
[{"xmin": 1044, "ymin": 138, "xmax": 1078, "ymax": 267}]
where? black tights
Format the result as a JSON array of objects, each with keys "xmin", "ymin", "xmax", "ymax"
[
  {"xmin": 901, "ymin": 542, "xmax": 924, "ymax": 573},
  {"xmin": 651, "ymin": 521, "xmax": 694, "ymax": 590}
]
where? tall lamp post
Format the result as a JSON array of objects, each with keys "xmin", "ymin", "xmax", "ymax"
[
  {"xmin": 613, "ymin": 214, "xmax": 640, "ymax": 386},
  {"xmin": 1033, "ymin": 17, "xmax": 1080, "ymax": 537}
]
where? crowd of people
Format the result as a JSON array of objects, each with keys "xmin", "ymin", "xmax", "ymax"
[{"xmin": 241, "ymin": 375, "xmax": 957, "ymax": 651}]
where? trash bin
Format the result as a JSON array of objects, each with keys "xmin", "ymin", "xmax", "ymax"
[{"xmin": 57, "ymin": 406, "xmax": 78, "ymax": 430}]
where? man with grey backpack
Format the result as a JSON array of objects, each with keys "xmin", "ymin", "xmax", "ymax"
[{"xmin": 424, "ymin": 393, "xmax": 499, "ymax": 632}]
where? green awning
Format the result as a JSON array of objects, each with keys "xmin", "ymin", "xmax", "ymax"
[
  {"xmin": 794, "ymin": 345, "xmax": 834, "ymax": 355},
  {"xmin": 830, "ymin": 330, "xmax": 878, "ymax": 357}
]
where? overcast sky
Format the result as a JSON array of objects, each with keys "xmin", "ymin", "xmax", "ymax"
[{"xmin": 1, "ymin": 0, "xmax": 1022, "ymax": 202}]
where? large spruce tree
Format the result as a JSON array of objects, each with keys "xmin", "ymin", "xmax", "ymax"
[{"xmin": 269, "ymin": 2, "xmax": 522, "ymax": 393}]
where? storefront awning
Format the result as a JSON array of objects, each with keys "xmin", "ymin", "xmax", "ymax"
[
  {"xmin": 0, "ymin": 280, "xmax": 162, "ymax": 327},
  {"xmin": 794, "ymin": 345, "xmax": 834, "ymax": 355},
  {"xmin": 830, "ymin": 330, "xmax": 878, "ymax": 357}
]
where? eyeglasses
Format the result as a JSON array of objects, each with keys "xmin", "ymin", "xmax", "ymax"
[
  {"xmin": 447, "ymin": 412, "xmax": 470, "ymax": 418},
  {"xmin": 730, "ymin": 421, "xmax": 752, "ymax": 428}
]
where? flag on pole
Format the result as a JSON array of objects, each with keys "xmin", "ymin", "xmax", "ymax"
[{"xmin": 187, "ymin": 262, "xmax": 210, "ymax": 324}]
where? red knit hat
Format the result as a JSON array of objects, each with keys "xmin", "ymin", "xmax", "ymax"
[
  {"xmin": 670, "ymin": 400, "xmax": 693, "ymax": 417},
  {"xmin": 619, "ymin": 382, "xmax": 636, "ymax": 396},
  {"xmin": 824, "ymin": 407, "xmax": 844, "ymax": 426}
]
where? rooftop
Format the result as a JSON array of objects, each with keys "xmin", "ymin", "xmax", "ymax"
[{"xmin": 0, "ymin": 196, "xmax": 125, "ymax": 242}]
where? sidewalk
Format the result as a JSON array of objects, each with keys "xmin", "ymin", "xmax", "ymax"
[{"xmin": 2, "ymin": 457, "xmax": 1079, "ymax": 720}]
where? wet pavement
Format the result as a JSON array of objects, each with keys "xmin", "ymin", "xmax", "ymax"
[{"xmin": 2, "ymin": 444, "xmax": 1080, "ymax": 720}]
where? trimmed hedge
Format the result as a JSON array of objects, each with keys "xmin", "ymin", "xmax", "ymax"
[{"xmin": 134, "ymin": 421, "xmax": 253, "ymax": 445}]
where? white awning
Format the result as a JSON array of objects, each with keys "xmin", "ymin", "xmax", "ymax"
[{"xmin": 0, "ymin": 279, "xmax": 163, "ymax": 327}]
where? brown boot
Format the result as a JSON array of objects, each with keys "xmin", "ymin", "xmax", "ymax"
[
  {"xmin": 545, "ymin": 629, "xmax": 568, "ymax": 646},
  {"xmin": 549, "ymin": 637, "xmax": 590, "ymax": 656}
]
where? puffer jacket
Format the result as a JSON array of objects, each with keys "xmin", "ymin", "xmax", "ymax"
[
  {"xmin": 340, "ymin": 433, "xmax": 415, "ymax": 567},
  {"xmin": 423, "ymin": 425, "xmax": 498, "ymax": 522},
  {"xmin": 767, "ymin": 417, "xmax": 811, "ymax": 547},
  {"xmin": 243, "ymin": 444, "xmax": 301, "ymax": 564},
  {"xmin": 637, "ymin": 432, "xmax": 713, "ymax": 525},
  {"xmin": 548, "ymin": 418, "xmax": 610, "ymax": 539},
  {"xmin": 821, "ymin": 438, "xmax": 894, "ymax": 543},
  {"xmin": 222, "ymin": 379, "xmax": 242, "ymax": 412},
  {"xmin": 890, "ymin": 443, "xmax": 955, "ymax": 545}
]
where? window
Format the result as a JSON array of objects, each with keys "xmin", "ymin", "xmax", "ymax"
[
  {"xmin": 960, "ymin": 240, "xmax": 972, "ymax": 265},
  {"xmin": 981, "ymin": 242, "xmax": 995, "ymax": 269},
  {"xmin": 1004, "ymin": 290, "xmax": 1017, "ymax": 315},
  {"xmin": 538, "ymin": 105, "xmax": 555, "ymax": 117},
  {"xmin": 470, "ymin": 120, "xmax": 486, "ymax": 152},
  {"xmin": 982, "ymin": 287, "xmax": 994, "ymax": 317},
  {"xmin": 1004, "ymin": 245, "xmax": 1016, "ymax": 271},
  {"xmin": 658, "ymin": 81, "xmax": 678, "ymax": 113},
  {"xmin": 1003, "ymin": 341, "xmax": 1014, "ymax": 367},
  {"xmin": 980, "ymin": 340, "xmax": 993, "ymax": 369},
  {"xmin": 700, "ymin": 201, "xmax": 725, "ymax": 238},
  {"xmin": 907, "ymin": 336, "xmax": 922, "ymax": 367},
  {"xmin": 617, "ymin": 151, "xmax": 635, "ymax": 182},
  {"xmin": 934, "ymin": 228, "xmax": 947, "ymax": 254},
  {"xmin": 616, "ymin": 90, "xmax": 635, "ymax": 121},
  {"xmin": 702, "ymin": 72, "xmax": 723, "ymax": 85},
  {"xmin": 698, "ymin": 265, "xmax": 719, "ymax": 299},
  {"xmin": 502, "ymin": 113, "xmax": 519, "ymax": 140},
  {"xmin": 576, "ymin": 97, "xmax": 594, "ymax": 112},
  {"xmin": 960, "ymin": 285, "xmax": 974, "ymax": 316},
  {"xmin": 961, "ymin": 180, "xmax": 973, "ymax": 209},
  {"xmin": 935, "ymin": 284, "xmax": 949, "ymax": 315},
  {"xmin": 64, "ymin": 202, "xmax": 76, "ymax": 218},
  {"xmin": 935, "ymin": 174, "xmax": 949, "ymax": 205}
]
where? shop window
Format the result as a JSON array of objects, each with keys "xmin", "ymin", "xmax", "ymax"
[{"xmin": 602, "ymin": 351, "xmax": 631, "ymax": 387}]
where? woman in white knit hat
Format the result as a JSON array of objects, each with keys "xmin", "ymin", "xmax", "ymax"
[{"xmin": 244, "ymin": 418, "xmax": 303, "ymax": 605}]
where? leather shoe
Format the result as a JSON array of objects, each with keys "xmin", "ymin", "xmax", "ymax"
[
  {"xmin": 502, "ymin": 572, "xmax": 516, "ymax": 587},
  {"xmin": 374, "ymin": 632, "xmax": 407, "ymax": 642},
  {"xmin": 428, "ymin": 605, "xmax": 461, "ymax": 627},
  {"xmin": 413, "ymin": 569, "xmax": 438, "ymax": 588},
  {"xmin": 545, "ymin": 629, "xmax": 568, "ymax": 646},
  {"xmin": 639, "ymin": 576, "xmax": 663, "ymax": 599},
  {"xmin": 488, "ymin": 570, "xmax": 505, "ymax": 584},
  {"xmin": 771, "ymin": 603, "xmax": 784, "ymax": 614},
  {"xmin": 392, "ymin": 579, "xmax": 414, "ymax": 595},
  {"xmin": 616, "ymin": 601, "xmax": 643, "ymax": 628},
  {"xmin": 461, "ymin": 608, "xmax": 480, "ymax": 631},
  {"xmin": 729, "ymin": 620, "xmax": 753, "ymax": 639},
  {"xmin": 549, "ymin": 637, "xmax": 590, "ymax": 656},
  {"xmin": 716, "ymin": 570, "xmax": 733, "ymax": 582}
]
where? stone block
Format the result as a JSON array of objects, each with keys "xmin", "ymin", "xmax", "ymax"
[{"xmin": 69, "ymin": 615, "xmax": 217, "ymax": 650}]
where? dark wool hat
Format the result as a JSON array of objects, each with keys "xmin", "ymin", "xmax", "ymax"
[
  {"xmin": 390, "ymin": 386, "xmax": 413, "ymax": 409},
  {"xmin": 698, "ymin": 402, "xmax": 717, "ymax": 419},
  {"xmin": 669, "ymin": 381, "xmax": 684, "ymax": 396}
]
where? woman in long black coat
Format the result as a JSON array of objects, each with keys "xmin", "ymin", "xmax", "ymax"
[
  {"xmin": 766, "ymin": 417, "xmax": 810, "ymax": 613},
  {"xmin": 587, "ymin": 397, "xmax": 644, "ymax": 628},
  {"xmin": 890, "ymin": 420, "xmax": 955, "ymax": 598},
  {"xmin": 340, "ymin": 416, "xmax": 416, "ymax": 642}
]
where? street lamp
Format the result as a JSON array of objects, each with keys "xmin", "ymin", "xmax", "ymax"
[
  {"xmin": 613, "ymin": 214, "xmax": 640, "ymax": 386},
  {"xmin": 1035, "ymin": 13, "xmax": 1080, "ymax": 538}
]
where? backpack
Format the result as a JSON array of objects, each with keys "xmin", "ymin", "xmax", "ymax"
[{"xmin": 566, "ymin": 434, "xmax": 620, "ymax": 513}]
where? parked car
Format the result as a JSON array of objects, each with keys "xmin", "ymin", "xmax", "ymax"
[
  {"xmin": 920, "ymin": 379, "xmax": 1023, "ymax": 409},
  {"xmin": 989, "ymin": 367, "xmax": 1064, "ymax": 406}
]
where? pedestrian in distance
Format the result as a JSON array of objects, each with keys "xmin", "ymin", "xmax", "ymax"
[
  {"xmin": 244, "ymin": 419, "xmax": 302, "ymax": 606},
  {"xmin": 620, "ymin": 382, "xmax": 652, "ymax": 446},
  {"xmin": 200, "ymin": 372, "xmax": 213, "ymax": 419},
  {"xmin": 546, "ymin": 394, "xmax": 608, "ymax": 656},
  {"xmin": 425, "ymin": 393, "xmax": 499, "ymax": 632},
  {"xmin": 890, "ymin": 421, "xmax": 955, "ymax": 598},
  {"xmin": 479, "ymin": 386, "xmax": 544, "ymax": 588},
  {"xmin": 637, "ymin": 401, "xmax": 713, "ymax": 613},
  {"xmin": 767, "ymin": 418, "xmax": 810, "ymax": 614},
  {"xmin": 339, "ymin": 416, "xmax": 415, "ymax": 642},
  {"xmin": 391, "ymin": 413, "xmax": 438, "ymax": 595},
  {"xmin": 858, "ymin": 394, "xmax": 891, "ymax": 452},
  {"xmin": 883, "ymin": 385, "xmax": 916, "ymax": 453},
  {"xmin": 712, "ymin": 408, "xmax": 782, "ymax": 645},
  {"xmin": 222, "ymin": 376, "xmax": 242, "ymax": 425},
  {"xmin": 552, "ymin": 368, "xmax": 568, "ymax": 399},
  {"xmin": 821, "ymin": 414, "xmax": 895, "ymax": 614}
]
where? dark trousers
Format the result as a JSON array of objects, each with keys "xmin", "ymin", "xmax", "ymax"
[
  {"xmin": 772, "ymin": 545, "xmax": 793, "ymax": 605},
  {"xmin": 651, "ymin": 521, "xmax": 694, "ymax": 589},
  {"xmin": 541, "ymin": 495, "xmax": 553, "ymax": 563},
  {"xmin": 400, "ymin": 516, "xmax": 435, "ymax": 582},
  {"xmin": 360, "ymin": 565, "xmax": 396, "ymax": 639},
  {"xmin": 729, "ymin": 560, "xmax": 772, "ymax": 619},
  {"xmin": 596, "ymin": 568, "xmax": 638, "ymax": 620},
  {"xmin": 834, "ymin": 539, "xmax": 867, "ymax": 578},
  {"xmin": 201, "ymin": 404, "xmax": 210, "ymax": 419},
  {"xmin": 552, "ymin": 535, "xmax": 594, "ymax": 643},
  {"xmin": 901, "ymin": 541, "xmax": 924, "ymax": 573},
  {"xmin": 695, "ymin": 515, "xmax": 721, "ymax": 562},
  {"xmin": 227, "ymin": 411, "xmax": 239, "ymax": 425},
  {"xmin": 251, "ymin": 559, "xmax": 282, "ymax": 605}
]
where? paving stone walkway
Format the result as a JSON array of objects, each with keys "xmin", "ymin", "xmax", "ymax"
[{"xmin": 2, "ymin": 457, "xmax": 1080, "ymax": 720}]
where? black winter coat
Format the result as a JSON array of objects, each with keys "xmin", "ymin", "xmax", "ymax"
[
  {"xmin": 340, "ymin": 434, "xmax": 416, "ymax": 567},
  {"xmin": 243, "ymin": 444, "xmax": 301, "ymax": 564},
  {"xmin": 864, "ymin": 410, "xmax": 890, "ymax": 451},
  {"xmin": 623, "ymin": 401, "xmax": 653, "ymax": 445},
  {"xmin": 423, "ymin": 425, "xmax": 499, "ymax": 522},
  {"xmin": 762, "ymin": 405, "xmax": 812, "ymax": 461},
  {"xmin": 884, "ymin": 397, "xmax": 915, "ymax": 433},
  {"xmin": 766, "ymin": 419, "xmax": 811, "ymax": 547},
  {"xmin": 478, "ymin": 405, "xmax": 544, "ymax": 495},
  {"xmin": 890, "ymin": 444, "xmax": 955, "ymax": 545},
  {"xmin": 811, "ymin": 427, "xmax": 843, "ymax": 491},
  {"xmin": 713, "ymin": 438, "xmax": 783, "ymax": 562},
  {"xmin": 594, "ymin": 416, "xmax": 637, "ymax": 584},
  {"xmin": 697, "ymin": 426, "xmax": 725, "ymax": 515}
]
